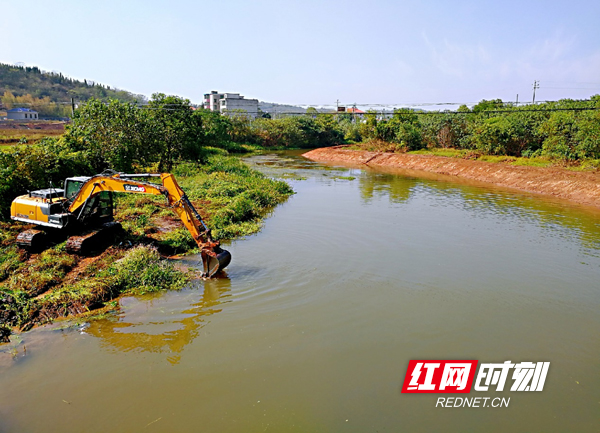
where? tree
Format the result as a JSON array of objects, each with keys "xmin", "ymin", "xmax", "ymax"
[
  {"xmin": 472, "ymin": 99, "xmax": 504, "ymax": 112},
  {"xmin": 64, "ymin": 99, "xmax": 151, "ymax": 171},
  {"xmin": 306, "ymin": 107, "xmax": 318, "ymax": 118},
  {"xmin": 146, "ymin": 93, "xmax": 198, "ymax": 170}
]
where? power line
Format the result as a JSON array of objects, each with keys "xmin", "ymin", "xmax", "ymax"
[
  {"xmin": 2, "ymin": 99, "xmax": 598, "ymax": 115},
  {"xmin": 543, "ymin": 81, "xmax": 600, "ymax": 85},
  {"xmin": 543, "ymin": 87, "xmax": 600, "ymax": 90},
  {"xmin": 285, "ymin": 98, "xmax": 600, "ymax": 108}
]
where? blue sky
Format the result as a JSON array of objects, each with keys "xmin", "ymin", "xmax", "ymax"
[{"xmin": 2, "ymin": 0, "xmax": 600, "ymax": 108}]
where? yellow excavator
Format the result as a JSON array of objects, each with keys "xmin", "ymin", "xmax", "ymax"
[{"xmin": 10, "ymin": 171, "xmax": 231, "ymax": 277}]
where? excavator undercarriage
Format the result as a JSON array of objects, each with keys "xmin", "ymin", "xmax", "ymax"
[
  {"xmin": 65, "ymin": 221, "xmax": 123, "ymax": 255},
  {"xmin": 15, "ymin": 229, "xmax": 47, "ymax": 251}
]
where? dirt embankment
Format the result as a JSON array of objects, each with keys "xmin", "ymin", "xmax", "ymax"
[{"xmin": 303, "ymin": 147, "xmax": 600, "ymax": 209}]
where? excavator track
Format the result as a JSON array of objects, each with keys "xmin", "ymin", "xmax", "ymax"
[
  {"xmin": 66, "ymin": 222, "xmax": 122, "ymax": 255},
  {"xmin": 16, "ymin": 229, "xmax": 47, "ymax": 252}
]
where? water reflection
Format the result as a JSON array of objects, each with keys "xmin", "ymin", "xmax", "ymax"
[
  {"xmin": 245, "ymin": 152, "xmax": 600, "ymax": 258},
  {"xmin": 256, "ymin": 154, "xmax": 599, "ymax": 266},
  {"xmin": 358, "ymin": 172, "xmax": 416, "ymax": 204},
  {"xmin": 352, "ymin": 165, "xmax": 600, "ymax": 257},
  {"xmin": 86, "ymin": 277, "xmax": 231, "ymax": 365}
]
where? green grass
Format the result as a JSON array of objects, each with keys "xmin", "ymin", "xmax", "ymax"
[
  {"xmin": 0, "ymin": 245, "xmax": 25, "ymax": 281},
  {"xmin": 352, "ymin": 142, "xmax": 563, "ymax": 169},
  {"xmin": 2, "ymin": 247, "xmax": 77, "ymax": 297},
  {"xmin": 409, "ymin": 148, "xmax": 469, "ymax": 158},
  {"xmin": 156, "ymin": 227, "xmax": 198, "ymax": 254},
  {"xmin": 36, "ymin": 245, "xmax": 188, "ymax": 321},
  {"xmin": 444, "ymin": 154, "xmax": 597, "ymax": 170},
  {"xmin": 171, "ymin": 156, "xmax": 293, "ymax": 240},
  {"xmin": 564, "ymin": 159, "xmax": 600, "ymax": 171},
  {"xmin": 115, "ymin": 155, "xmax": 293, "ymax": 244},
  {"xmin": 408, "ymin": 148, "xmax": 554, "ymax": 166}
]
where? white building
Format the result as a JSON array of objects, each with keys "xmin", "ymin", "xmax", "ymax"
[
  {"xmin": 7, "ymin": 108, "xmax": 38, "ymax": 120},
  {"xmin": 203, "ymin": 91, "xmax": 259, "ymax": 119},
  {"xmin": 204, "ymin": 91, "xmax": 221, "ymax": 112}
]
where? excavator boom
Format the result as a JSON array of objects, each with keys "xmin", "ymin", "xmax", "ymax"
[{"xmin": 69, "ymin": 172, "xmax": 231, "ymax": 277}]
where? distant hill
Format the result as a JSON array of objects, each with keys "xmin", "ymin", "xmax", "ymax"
[
  {"xmin": 259, "ymin": 101, "xmax": 306, "ymax": 115},
  {"xmin": 0, "ymin": 63, "xmax": 146, "ymax": 118}
]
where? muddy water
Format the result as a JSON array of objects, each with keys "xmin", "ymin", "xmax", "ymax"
[{"xmin": 1, "ymin": 151, "xmax": 599, "ymax": 432}]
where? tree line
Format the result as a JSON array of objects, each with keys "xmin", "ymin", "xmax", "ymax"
[
  {"xmin": 0, "ymin": 94, "xmax": 342, "ymax": 217},
  {"xmin": 340, "ymin": 96, "xmax": 600, "ymax": 161},
  {"xmin": 1, "ymin": 91, "xmax": 73, "ymax": 118},
  {"xmin": 1, "ymin": 93, "xmax": 598, "ymax": 219}
]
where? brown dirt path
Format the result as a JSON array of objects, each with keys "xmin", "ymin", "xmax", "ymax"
[{"xmin": 303, "ymin": 147, "xmax": 600, "ymax": 209}]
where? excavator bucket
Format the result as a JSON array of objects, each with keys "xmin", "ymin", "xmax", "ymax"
[{"xmin": 202, "ymin": 246, "xmax": 231, "ymax": 278}]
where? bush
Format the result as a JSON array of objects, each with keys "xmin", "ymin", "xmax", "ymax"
[
  {"xmin": 0, "ymin": 138, "xmax": 93, "ymax": 217},
  {"xmin": 539, "ymin": 110, "xmax": 600, "ymax": 160},
  {"xmin": 109, "ymin": 246, "xmax": 186, "ymax": 294},
  {"xmin": 359, "ymin": 109, "xmax": 424, "ymax": 150},
  {"xmin": 242, "ymin": 116, "xmax": 343, "ymax": 148},
  {"xmin": 354, "ymin": 97, "xmax": 600, "ymax": 161}
]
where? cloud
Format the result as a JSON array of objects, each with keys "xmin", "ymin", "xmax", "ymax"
[
  {"xmin": 422, "ymin": 32, "xmax": 491, "ymax": 78},
  {"xmin": 518, "ymin": 33, "xmax": 600, "ymax": 83},
  {"xmin": 420, "ymin": 29, "xmax": 600, "ymax": 100}
]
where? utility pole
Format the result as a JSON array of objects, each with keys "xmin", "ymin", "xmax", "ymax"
[
  {"xmin": 516, "ymin": 94, "xmax": 519, "ymax": 105},
  {"xmin": 532, "ymin": 81, "xmax": 539, "ymax": 104},
  {"xmin": 71, "ymin": 98, "xmax": 75, "ymax": 117}
]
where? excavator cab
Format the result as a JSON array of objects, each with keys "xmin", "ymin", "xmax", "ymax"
[{"xmin": 64, "ymin": 177, "xmax": 114, "ymax": 223}]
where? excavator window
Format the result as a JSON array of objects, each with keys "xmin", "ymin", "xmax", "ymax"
[
  {"xmin": 98, "ymin": 191, "xmax": 113, "ymax": 218},
  {"xmin": 79, "ymin": 191, "xmax": 114, "ymax": 221},
  {"xmin": 65, "ymin": 180, "xmax": 85, "ymax": 199}
]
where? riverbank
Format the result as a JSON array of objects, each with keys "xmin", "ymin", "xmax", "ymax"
[{"xmin": 303, "ymin": 147, "xmax": 600, "ymax": 208}]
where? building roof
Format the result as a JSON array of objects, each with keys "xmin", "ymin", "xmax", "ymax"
[
  {"xmin": 346, "ymin": 107, "xmax": 365, "ymax": 114},
  {"xmin": 7, "ymin": 108, "xmax": 37, "ymax": 113}
]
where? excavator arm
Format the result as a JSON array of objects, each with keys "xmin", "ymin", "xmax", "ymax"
[{"xmin": 69, "ymin": 172, "xmax": 231, "ymax": 277}]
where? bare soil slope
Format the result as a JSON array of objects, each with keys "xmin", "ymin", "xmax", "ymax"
[{"xmin": 303, "ymin": 147, "xmax": 600, "ymax": 208}]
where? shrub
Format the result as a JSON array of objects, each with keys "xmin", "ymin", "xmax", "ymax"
[{"xmin": 109, "ymin": 246, "xmax": 186, "ymax": 294}]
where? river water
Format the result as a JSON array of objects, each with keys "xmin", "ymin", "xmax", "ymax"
[{"xmin": 1, "ymin": 151, "xmax": 599, "ymax": 432}]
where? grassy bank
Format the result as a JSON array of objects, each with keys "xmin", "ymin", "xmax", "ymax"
[
  {"xmin": 0, "ymin": 153, "xmax": 293, "ymax": 342},
  {"xmin": 349, "ymin": 141, "xmax": 600, "ymax": 171}
]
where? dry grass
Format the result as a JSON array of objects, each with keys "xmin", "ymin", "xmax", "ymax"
[
  {"xmin": 0, "ymin": 122, "xmax": 65, "ymax": 145},
  {"xmin": 0, "ymin": 130, "xmax": 64, "ymax": 145}
]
